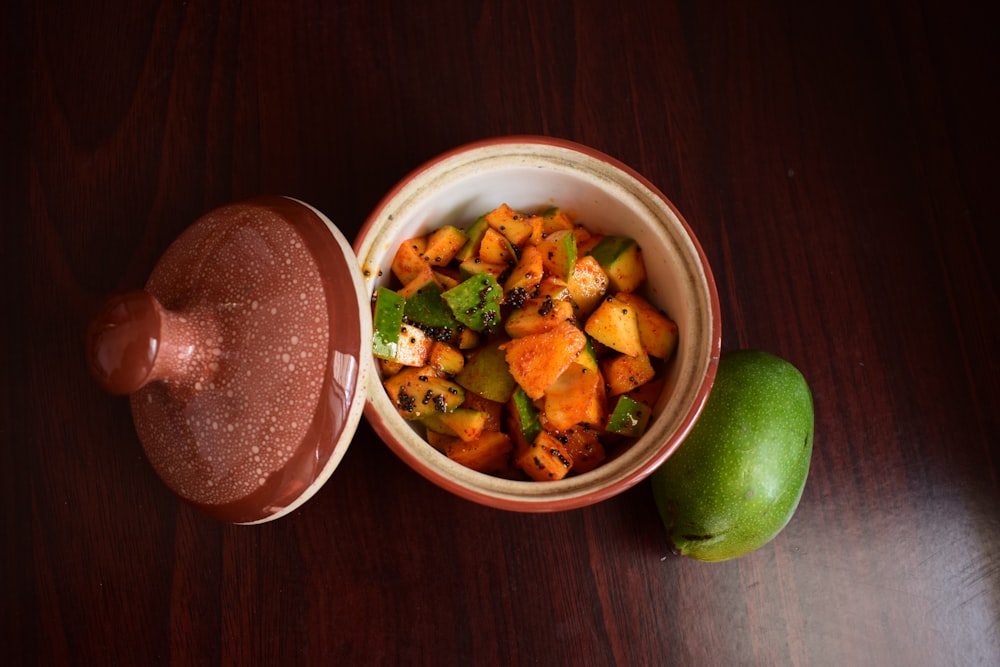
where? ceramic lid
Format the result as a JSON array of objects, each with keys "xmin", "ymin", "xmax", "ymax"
[{"xmin": 86, "ymin": 197, "xmax": 371, "ymax": 523}]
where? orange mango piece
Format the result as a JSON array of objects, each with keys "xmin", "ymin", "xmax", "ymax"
[{"xmin": 500, "ymin": 321, "xmax": 587, "ymax": 400}]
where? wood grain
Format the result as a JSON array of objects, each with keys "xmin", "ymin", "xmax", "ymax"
[{"xmin": 4, "ymin": 1, "xmax": 998, "ymax": 665}]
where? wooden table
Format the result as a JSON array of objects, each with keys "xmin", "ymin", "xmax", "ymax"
[{"xmin": 5, "ymin": 1, "xmax": 998, "ymax": 665}]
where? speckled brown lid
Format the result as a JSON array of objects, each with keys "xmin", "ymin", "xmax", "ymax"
[{"xmin": 87, "ymin": 197, "xmax": 370, "ymax": 523}]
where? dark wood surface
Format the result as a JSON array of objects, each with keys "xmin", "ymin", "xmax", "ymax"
[{"xmin": 4, "ymin": 1, "xmax": 998, "ymax": 665}]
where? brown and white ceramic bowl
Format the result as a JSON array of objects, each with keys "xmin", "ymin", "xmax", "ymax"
[
  {"xmin": 355, "ymin": 136, "xmax": 721, "ymax": 511},
  {"xmin": 87, "ymin": 136, "xmax": 720, "ymax": 521}
]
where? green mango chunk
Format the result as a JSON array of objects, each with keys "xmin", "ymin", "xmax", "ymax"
[
  {"xmin": 606, "ymin": 394, "xmax": 652, "ymax": 437},
  {"xmin": 587, "ymin": 236, "xmax": 646, "ymax": 293},
  {"xmin": 372, "ymin": 287, "xmax": 405, "ymax": 360},
  {"xmin": 454, "ymin": 215, "xmax": 489, "ymax": 262},
  {"xmin": 455, "ymin": 339, "xmax": 517, "ymax": 403},
  {"xmin": 537, "ymin": 229, "xmax": 577, "ymax": 282},
  {"xmin": 510, "ymin": 387, "xmax": 542, "ymax": 443},
  {"xmin": 403, "ymin": 281, "xmax": 459, "ymax": 331},
  {"xmin": 441, "ymin": 273, "xmax": 503, "ymax": 333}
]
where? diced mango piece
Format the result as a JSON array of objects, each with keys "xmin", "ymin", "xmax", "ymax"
[
  {"xmin": 543, "ymin": 363, "xmax": 606, "ymax": 431},
  {"xmin": 584, "ymin": 295, "xmax": 643, "ymax": 357},
  {"xmin": 403, "ymin": 277, "xmax": 459, "ymax": 332},
  {"xmin": 600, "ymin": 351, "xmax": 657, "ymax": 396},
  {"xmin": 397, "ymin": 265, "xmax": 440, "ymax": 299},
  {"xmin": 558, "ymin": 426, "xmax": 606, "ymax": 474},
  {"xmin": 478, "ymin": 227, "xmax": 518, "ymax": 265},
  {"xmin": 613, "ymin": 292, "xmax": 678, "ymax": 359},
  {"xmin": 458, "ymin": 257, "xmax": 508, "ymax": 280},
  {"xmin": 485, "ymin": 203, "xmax": 534, "ymax": 246},
  {"xmin": 425, "ymin": 428, "xmax": 456, "ymax": 451},
  {"xmin": 504, "ymin": 294, "xmax": 574, "ymax": 338},
  {"xmin": 441, "ymin": 273, "xmax": 503, "ymax": 334},
  {"xmin": 500, "ymin": 321, "xmax": 587, "ymax": 400},
  {"xmin": 535, "ymin": 276, "xmax": 571, "ymax": 302},
  {"xmin": 422, "ymin": 225, "xmax": 467, "ymax": 266},
  {"xmin": 536, "ymin": 229, "xmax": 577, "ymax": 282},
  {"xmin": 566, "ymin": 255, "xmax": 609, "ymax": 317},
  {"xmin": 527, "ymin": 214, "xmax": 546, "ymax": 246},
  {"xmin": 575, "ymin": 227, "xmax": 602, "ymax": 255},
  {"xmin": 605, "ymin": 394, "xmax": 652, "ymax": 437},
  {"xmin": 382, "ymin": 366, "xmax": 465, "ymax": 419},
  {"xmin": 446, "ymin": 431, "xmax": 513, "ymax": 474},
  {"xmin": 503, "ymin": 244, "xmax": 544, "ymax": 297},
  {"xmin": 391, "ymin": 236, "xmax": 429, "ymax": 284},
  {"xmin": 507, "ymin": 387, "xmax": 542, "ymax": 455},
  {"xmin": 587, "ymin": 236, "xmax": 646, "ymax": 293},
  {"xmin": 433, "ymin": 269, "xmax": 460, "ymax": 290},
  {"xmin": 454, "ymin": 216, "xmax": 489, "ymax": 262},
  {"xmin": 372, "ymin": 286, "xmax": 405, "ymax": 361},
  {"xmin": 461, "ymin": 392, "xmax": 504, "ymax": 431},
  {"xmin": 541, "ymin": 208, "xmax": 575, "ymax": 235},
  {"xmin": 378, "ymin": 357, "xmax": 404, "ymax": 377},
  {"xmin": 516, "ymin": 432, "xmax": 573, "ymax": 481},
  {"xmin": 627, "ymin": 378, "xmax": 664, "ymax": 408},
  {"xmin": 395, "ymin": 323, "xmax": 433, "ymax": 367},
  {"xmin": 456, "ymin": 327, "xmax": 480, "ymax": 350},
  {"xmin": 574, "ymin": 338, "xmax": 599, "ymax": 373},
  {"xmin": 424, "ymin": 408, "xmax": 489, "ymax": 442},
  {"xmin": 429, "ymin": 341, "xmax": 464, "ymax": 375}
]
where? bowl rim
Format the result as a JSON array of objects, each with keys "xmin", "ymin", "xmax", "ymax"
[{"xmin": 353, "ymin": 134, "xmax": 721, "ymax": 511}]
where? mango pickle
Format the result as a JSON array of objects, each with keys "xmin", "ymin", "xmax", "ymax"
[{"xmin": 374, "ymin": 203, "xmax": 679, "ymax": 480}]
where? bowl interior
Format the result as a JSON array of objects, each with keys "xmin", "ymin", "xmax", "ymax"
[{"xmin": 355, "ymin": 138, "xmax": 719, "ymax": 510}]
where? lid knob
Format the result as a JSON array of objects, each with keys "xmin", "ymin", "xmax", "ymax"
[
  {"xmin": 87, "ymin": 290, "xmax": 219, "ymax": 395},
  {"xmin": 87, "ymin": 290, "xmax": 161, "ymax": 394}
]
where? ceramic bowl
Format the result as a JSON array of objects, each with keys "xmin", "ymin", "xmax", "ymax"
[{"xmin": 354, "ymin": 136, "xmax": 721, "ymax": 511}]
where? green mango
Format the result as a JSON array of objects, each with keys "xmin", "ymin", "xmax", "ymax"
[
  {"xmin": 441, "ymin": 273, "xmax": 503, "ymax": 334},
  {"xmin": 403, "ymin": 280, "xmax": 459, "ymax": 331},
  {"xmin": 372, "ymin": 287, "xmax": 405, "ymax": 360},
  {"xmin": 454, "ymin": 215, "xmax": 489, "ymax": 262},
  {"xmin": 587, "ymin": 236, "xmax": 645, "ymax": 293},
  {"xmin": 509, "ymin": 387, "xmax": 542, "ymax": 444},
  {"xmin": 454, "ymin": 339, "xmax": 517, "ymax": 403},
  {"xmin": 651, "ymin": 350, "xmax": 814, "ymax": 562},
  {"xmin": 606, "ymin": 394, "xmax": 652, "ymax": 437}
]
